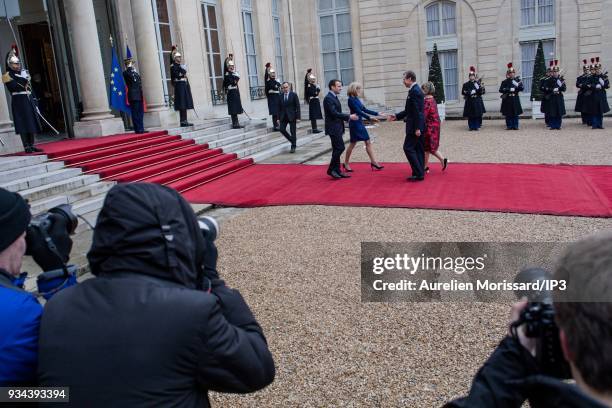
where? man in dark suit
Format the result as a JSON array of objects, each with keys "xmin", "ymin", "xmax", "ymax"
[
  {"xmin": 279, "ymin": 82, "xmax": 300, "ymax": 153},
  {"xmin": 390, "ymin": 70, "xmax": 425, "ymax": 181},
  {"xmin": 323, "ymin": 80, "xmax": 358, "ymax": 179},
  {"xmin": 123, "ymin": 56, "xmax": 145, "ymax": 134}
]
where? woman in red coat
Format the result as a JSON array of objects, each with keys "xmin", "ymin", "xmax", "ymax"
[{"xmin": 422, "ymin": 82, "xmax": 448, "ymax": 173}]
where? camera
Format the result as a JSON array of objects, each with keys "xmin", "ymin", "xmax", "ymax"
[
  {"xmin": 512, "ymin": 267, "xmax": 571, "ymax": 378},
  {"xmin": 25, "ymin": 204, "xmax": 78, "ymax": 299},
  {"xmin": 198, "ymin": 216, "xmax": 219, "ymax": 243}
]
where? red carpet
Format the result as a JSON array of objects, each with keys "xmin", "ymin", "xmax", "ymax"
[
  {"xmin": 34, "ymin": 131, "xmax": 253, "ymax": 193},
  {"xmin": 183, "ymin": 162, "xmax": 612, "ymax": 217}
]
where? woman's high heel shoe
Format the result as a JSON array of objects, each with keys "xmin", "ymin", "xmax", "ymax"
[
  {"xmin": 342, "ymin": 163, "xmax": 353, "ymax": 172},
  {"xmin": 442, "ymin": 158, "xmax": 448, "ymax": 171},
  {"xmin": 370, "ymin": 162, "xmax": 384, "ymax": 171}
]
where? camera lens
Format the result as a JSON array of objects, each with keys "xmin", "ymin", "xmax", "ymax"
[
  {"xmin": 49, "ymin": 204, "xmax": 78, "ymax": 235},
  {"xmin": 198, "ymin": 216, "xmax": 219, "ymax": 242}
]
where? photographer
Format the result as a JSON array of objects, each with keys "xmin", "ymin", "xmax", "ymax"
[
  {"xmin": 446, "ymin": 231, "xmax": 612, "ymax": 408},
  {"xmin": 0, "ymin": 188, "xmax": 74, "ymax": 386},
  {"xmin": 38, "ymin": 183, "xmax": 275, "ymax": 407}
]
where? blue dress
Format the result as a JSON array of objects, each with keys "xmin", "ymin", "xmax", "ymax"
[{"xmin": 348, "ymin": 96, "xmax": 379, "ymax": 142}]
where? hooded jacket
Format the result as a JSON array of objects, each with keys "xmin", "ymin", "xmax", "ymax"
[{"xmin": 38, "ymin": 183, "xmax": 275, "ymax": 407}]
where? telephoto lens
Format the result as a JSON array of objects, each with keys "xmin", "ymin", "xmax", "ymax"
[{"xmin": 198, "ymin": 216, "xmax": 219, "ymax": 242}]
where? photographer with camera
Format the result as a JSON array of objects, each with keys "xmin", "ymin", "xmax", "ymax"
[
  {"xmin": 445, "ymin": 231, "xmax": 612, "ymax": 408},
  {"xmin": 0, "ymin": 187, "xmax": 75, "ymax": 386},
  {"xmin": 37, "ymin": 183, "xmax": 275, "ymax": 407}
]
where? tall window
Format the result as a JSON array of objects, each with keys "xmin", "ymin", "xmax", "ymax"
[
  {"xmin": 152, "ymin": 0, "xmax": 173, "ymax": 101},
  {"xmin": 272, "ymin": 0, "xmax": 284, "ymax": 81},
  {"xmin": 427, "ymin": 50, "xmax": 458, "ymax": 101},
  {"xmin": 426, "ymin": 2, "xmax": 456, "ymax": 37},
  {"xmin": 318, "ymin": 0, "xmax": 353, "ymax": 86},
  {"xmin": 201, "ymin": 1, "xmax": 223, "ymax": 94},
  {"xmin": 241, "ymin": 0, "xmax": 259, "ymax": 88},
  {"xmin": 521, "ymin": 0, "xmax": 554, "ymax": 26},
  {"xmin": 520, "ymin": 39, "xmax": 555, "ymax": 93}
]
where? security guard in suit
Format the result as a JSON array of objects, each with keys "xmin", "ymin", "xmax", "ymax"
[
  {"xmin": 3, "ymin": 44, "xmax": 42, "ymax": 153},
  {"xmin": 123, "ymin": 54, "xmax": 145, "ymax": 134}
]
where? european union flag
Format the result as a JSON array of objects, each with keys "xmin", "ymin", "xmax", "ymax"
[{"xmin": 109, "ymin": 46, "xmax": 129, "ymax": 113}]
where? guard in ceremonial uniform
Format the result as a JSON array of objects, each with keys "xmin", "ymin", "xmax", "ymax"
[
  {"xmin": 499, "ymin": 62, "xmax": 524, "ymax": 130},
  {"xmin": 539, "ymin": 60, "xmax": 566, "ymax": 130},
  {"xmin": 223, "ymin": 55, "xmax": 244, "ymax": 129},
  {"xmin": 265, "ymin": 66, "xmax": 281, "ymax": 131},
  {"xmin": 122, "ymin": 49, "xmax": 145, "ymax": 134},
  {"xmin": 575, "ymin": 59, "xmax": 590, "ymax": 125},
  {"xmin": 304, "ymin": 72, "xmax": 322, "ymax": 133},
  {"xmin": 585, "ymin": 57, "xmax": 609, "ymax": 129},
  {"xmin": 540, "ymin": 64, "xmax": 553, "ymax": 127},
  {"xmin": 461, "ymin": 66, "xmax": 486, "ymax": 131},
  {"xmin": 170, "ymin": 46, "xmax": 194, "ymax": 127},
  {"xmin": 2, "ymin": 44, "xmax": 42, "ymax": 153}
]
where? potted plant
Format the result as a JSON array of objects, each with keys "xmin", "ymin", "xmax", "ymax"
[
  {"xmin": 530, "ymin": 40, "xmax": 546, "ymax": 119},
  {"xmin": 428, "ymin": 43, "xmax": 446, "ymax": 121}
]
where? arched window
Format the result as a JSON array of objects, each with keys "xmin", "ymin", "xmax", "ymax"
[
  {"xmin": 426, "ymin": 1, "xmax": 456, "ymax": 38},
  {"xmin": 521, "ymin": 0, "xmax": 554, "ymax": 26}
]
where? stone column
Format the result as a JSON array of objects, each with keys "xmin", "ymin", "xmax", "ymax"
[
  {"xmin": 130, "ymin": 0, "xmax": 175, "ymax": 127},
  {"xmin": 64, "ymin": 0, "xmax": 124, "ymax": 137},
  {"xmin": 256, "ymin": 0, "xmax": 275, "ymax": 76},
  {"xmin": 0, "ymin": 90, "xmax": 20, "ymax": 154}
]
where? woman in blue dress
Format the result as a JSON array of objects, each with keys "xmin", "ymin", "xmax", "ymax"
[{"xmin": 343, "ymin": 82, "xmax": 386, "ymax": 172}]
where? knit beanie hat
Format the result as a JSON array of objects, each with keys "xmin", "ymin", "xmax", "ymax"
[{"xmin": 0, "ymin": 187, "xmax": 31, "ymax": 253}]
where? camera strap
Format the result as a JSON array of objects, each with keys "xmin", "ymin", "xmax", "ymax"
[{"xmin": 39, "ymin": 225, "xmax": 69, "ymax": 276}]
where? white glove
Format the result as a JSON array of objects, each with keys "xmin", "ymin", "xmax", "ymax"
[
  {"xmin": 20, "ymin": 69, "xmax": 31, "ymax": 80},
  {"xmin": 599, "ymin": 78, "xmax": 605, "ymax": 86},
  {"xmin": 553, "ymin": 87, "xmax": 559, "ymax": 93},
  {"xmin": 556, "ymin": 79, "xmax": 562, "ymax": 87},
  {"xmin": 510, "ymin": 87, "xmax": 516, "ymax": 92},
  {"xmin": 596, "ymin": 84, "xmax": 602, "ymax": 89},
  {"xmin": 470, "ymin": 89, "xmax": 476, "ymax": 95},
  {"xmin": 474, "ymin": 83, "xmax": 480, "ymax": 90},
  {"xmin": 180, "ymin": 64, "xmax": 187, "ymax": 70},
  {"xmin": 512, "ymin": 80, "xmax": 519, "ymax": 87}
]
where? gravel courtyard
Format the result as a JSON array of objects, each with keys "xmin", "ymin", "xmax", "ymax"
[{"xmin": 209, "ymin": 118, "xmax": 612, "ymax": 407}]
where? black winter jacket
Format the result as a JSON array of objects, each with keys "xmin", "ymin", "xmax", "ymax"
[
  {"xmin": 38, "ymin": 183, "xmax": 275, "ymax": 407},
  {"xmin": 445, "ymin": 337, "xmax": 607, "ymax": 408}
]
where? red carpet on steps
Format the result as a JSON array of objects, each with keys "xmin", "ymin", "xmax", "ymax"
[
  {"xmin": 183, "ymin": 162, "xmax": 612, "ymax": 217},
  {"xmin": 34, "ymin": 131, "xmax": 253, "ymax": 193}
]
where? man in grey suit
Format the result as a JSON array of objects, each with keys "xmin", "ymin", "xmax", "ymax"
[{"xmin": 390, "ymin": 70, "xmax": 426, "ymax": 181}]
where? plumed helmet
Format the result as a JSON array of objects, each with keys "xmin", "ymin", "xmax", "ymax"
[
  {"xmin": 552, "ymin": 59, "xmax": 560, "ymax": 72},
  {"xmin": 506, "ymin": 62, "xmax": 515, "ymax": 74},
  {"xmin": 171, "ymin": 45, "xmax": 182, "ymax": 63},
  {"xmin": 469, "ymin": 66, "xmax": 476, "ymax": 76}
]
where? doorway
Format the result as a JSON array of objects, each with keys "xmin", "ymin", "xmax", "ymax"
[{"xmin": 18, "ymin": 21, "xmax": 65, "ymax": 133}]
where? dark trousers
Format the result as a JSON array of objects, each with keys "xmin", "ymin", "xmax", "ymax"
[
  {"xmin": 231, "ymin": 114, "xmax": 239, "ymax": 126},
  {"xmin": 403, "ymin": 126, "xmax": 425, "ymax": 178},
  {"xmin": 505, "ymin": 116, "xmax": 519, "ymax": 129},
  {"xmin": 311, "ymin": 118, "xmax": 318, "ymax": 131},
  {"xmin": 548, "ymin": 116, "xmax": 562, "ymax": 129},
  {"xmin": 328, "ymin": 132, "xmax": 345, "ymax": 174},
  {"xmin": 19, "ymin": 133, "xmax": 35, "ymax": 149},
  {"xmin": 272, "ymin": 115, "xmax": 279, "ymax": 129},
  {"xmin": 544, "ymin": 113, "xmax": 550, "ymax": 127},
  {"xmin": 280, "ymin": 117, "xmax": 297, "ymax": 147},
  {"xmin": 591, "ymin": 114, "xmax": 603, "ymax": 129},
  {"xmin": 130, "ymin": 99, "xmax": 144, "ymax": 133},
  {"xmin": 468, "ymin": 117, "xmax": 481, "ymax": 130},
  {"xmin": 179, "ymin": 109, "xmax": 187, "ymax": 124},
  {"xmin": 581, "ymin": 112, "xmax": 591, "ymax": 125}
]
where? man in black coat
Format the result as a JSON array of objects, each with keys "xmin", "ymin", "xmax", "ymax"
[
  {"xmin": 323, "ymin": 79, "xmax": 358, "ymax": 179},
  {"xmin": 38, "ymin": 183, "xmax": 275, "ymax": 407},
  {"xmin": 123, "ymin": 56, "xmax": 145, "ymax": 134},
  {"xmin": 390, "ymin": 70, "xmax": 426, "ymax": 181},
  {"xmin": 461, "ymin": 66, "xmax": 486, "ymax": 131},
  {"xmin": 499, "ymin": 63, "xmax": 524, "ymax": 130},
  {"xmin": 223, "ymin": 56, "xmax": 244, "ymax": 129},
  {"xmin": 539, "ymin": 60, "xmax": 566, "ymax": 130},
  {"xmin": 170, "ymin": 47, "xmax": 194, "ymax": 127},
  {"xmin": 3, "ymin": 45, "xmax": 42, "ymax": 153},
  {"xmin": 575, "ymin": 59, "xmax": 591, "ymax": 125},
  {"xmin": 445, "ymin": 231, "xmax": 612, "ymax": 408},
  {"xmin": 279, "ymin": 82, "xmax": 300, "ymax": 153},
  {"xmin": 265, "ymin": 68, "xmax": 281, "ymax": 131},
  {"xmin": 585, "ymin": 57, "xmax": 609, "ymax": 129}
]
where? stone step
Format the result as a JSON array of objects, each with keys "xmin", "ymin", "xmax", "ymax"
[
  {"xmin": 0, "ymin": 161, "xmax": 64, "ymax": 184},
  {"xmin": 27, "ymin": 181, "xmax": 114, "ymax": 216},
  {"xmin": 221, "ymin": 131, "xmax": 288, "ymax": 156},
  {"xmin": 184, "ymin": 121, "xmax": 266, "ymax": 144},
  {"xmin": 0, "ymin": 154, "xmax": 48, "ymax": 172},
  {"xmin": 19, "ymin": 174, "xmax": 100, "ymax": 203},
  {"xmin": 247, "ymin": 131, "xmax": 329, "ymax": 162},
  {"xmin": 166, "ymin": 117, "xmax": 232, "ymax": 136},
  {"xmin": 206, "ymin": 127, "xmax": 269, "ymax": 149},
  {"xmin": 1, "ymin": 167, "xmax": 83, "ymax": 193}
]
